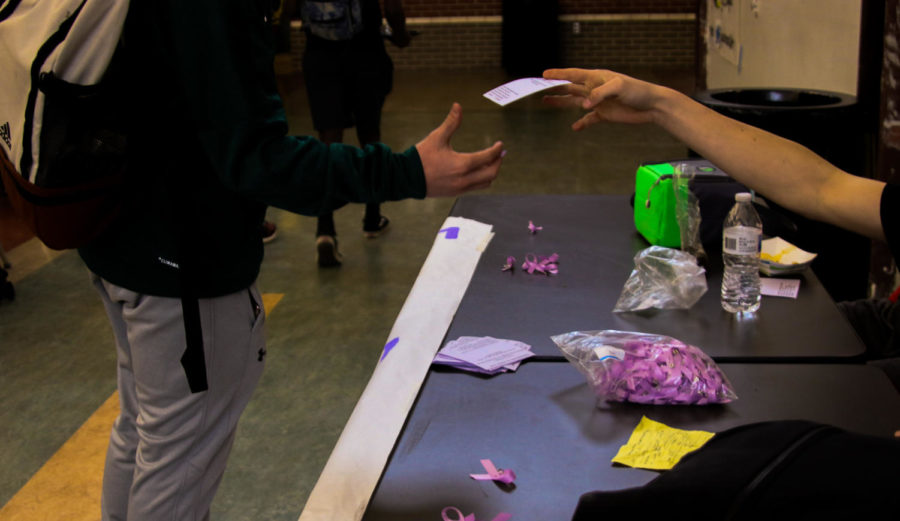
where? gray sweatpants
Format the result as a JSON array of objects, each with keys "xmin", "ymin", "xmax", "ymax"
[{"xmin": 92, "ymin": 274, "xmax": 266, "ymax": 521}]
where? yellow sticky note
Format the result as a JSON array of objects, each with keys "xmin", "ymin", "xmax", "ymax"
[{"xmin": 612, "ymin": 416, "xmax": 715, "ymax": 471}]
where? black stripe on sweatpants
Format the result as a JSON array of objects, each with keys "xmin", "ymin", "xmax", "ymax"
[{"xmin": 179, "ymin": 295, "xmax": 208, "ymax": 393}]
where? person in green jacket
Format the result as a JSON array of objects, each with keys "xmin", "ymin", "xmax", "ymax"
[{"xmin": 79, "ymin": 2, "xmax": 503, "ymax": 520}]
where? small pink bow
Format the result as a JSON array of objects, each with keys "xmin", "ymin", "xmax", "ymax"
[
  {"xmin": 522, "ymin": 253, "xmax": 559, "ymax": 275},
  {"xmin": 527, "ymin": 220, "xmax": 542, "ymax": 234},
  {"xmin": 442, "ymin": 506, "xmax": 512, "ymax": 521},
  {"xmin": 469, "ymin": 459, "xmax": 516, "ymax": 484}
]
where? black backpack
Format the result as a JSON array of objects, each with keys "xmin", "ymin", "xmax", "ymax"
[
  {"xmin": 572, "ymin": 420, "xmax": 900, "ymax": 521},
  {"xmin": 0, "ymin": 0, "xmax": 129, "ymax": 250},
  {"xmin": 299, "ymin": 0, "xmax": 363, "ymax": 41}
]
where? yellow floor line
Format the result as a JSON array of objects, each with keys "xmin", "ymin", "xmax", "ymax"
[
  {"xmin": 261, "ymin": 293, "xmax": 284, "ymax": 315},
  {"xmin": 0, "ymin": 392, "xmax": 118, "ymax": 521},
  {"xmin": 0, "ymin": 294, "xmax": 285, "ymax": 520}
]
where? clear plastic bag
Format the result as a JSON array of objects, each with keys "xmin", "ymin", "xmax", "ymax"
[
  {"xmin": 673, "ymin": 162, "xmax": 707, "ymax": 263},
  {"xmin": 551, "ymin": 330, "xmax": 738, "ymax": 405},
  {"xmin": 613, "ymin": 246, "xmax": 707, "ymax": 312}
]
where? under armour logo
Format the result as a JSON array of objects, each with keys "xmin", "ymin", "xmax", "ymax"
[
  {"xmin": 0, "ymin": 122, "xmax": 10, "ymax": 149},
  {"xmin": 258, "ymin": 347, "xmax": 267, "ymax": 361}
]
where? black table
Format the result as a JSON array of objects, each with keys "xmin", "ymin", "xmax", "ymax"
[
  {"xmin": 447, "ymin": 194, "xmax": 864, "ymax": 362},
  {"xmin": 363, "ymin": 362, "xmax": 900, "ymax": 521}
]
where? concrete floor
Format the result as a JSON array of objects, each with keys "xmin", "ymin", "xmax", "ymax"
[{"xmin": 0, "ymin": 67, "xmax": 694, "ymax": 520}]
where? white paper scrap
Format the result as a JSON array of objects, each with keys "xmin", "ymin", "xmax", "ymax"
[
  {"xmin": 435, "ymin": 336, "xmax": 533, "ymax": 373},
  {"xmin": 760, "ymin": 277, "xmax": 801, "ymax": 299},
  {"xmin": 483, "ymin": 78, "xmax": 571, "ymax": 106},
  {"xmin": 298, "ymin": 216, "xmax": 494, "ymax": 521}
]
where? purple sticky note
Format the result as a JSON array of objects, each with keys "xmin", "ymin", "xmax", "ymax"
[
  {"xmin": 439, "ymin": 227, "xmax": 460, "ymax": 239},
  {"xmin": 380, "ymin": 337, "xmax": 399, "ymax": 361}
]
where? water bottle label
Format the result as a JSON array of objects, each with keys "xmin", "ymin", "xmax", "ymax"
[{"xmin": 723, "ymin": 226, "xmax": 761, "ymax": 255}]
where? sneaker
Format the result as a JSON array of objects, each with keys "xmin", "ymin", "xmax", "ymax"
[
  {"xmin": 0, "ymin": 268, "xmax": 13, "ymax": 302},
  {"xmin": 316, "ymin": 235, "xmax": 343, "ymax": 267},
  {"xmin": 261, "ymin": 221, "xmax": 278, "ymax": 244},
  {"xmin": 363, "ymin": 216, "xmax": 390, "ymax": 239},
  {"xmin": 0, "ymin": 281, "xmax": 13, "ymax": 302}
]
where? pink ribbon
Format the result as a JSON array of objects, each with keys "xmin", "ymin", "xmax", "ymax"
[
  {"xmin": 527, "ymin": 220, "xmax": 542, "ymax": 234},
  {"xmin": 521, "ymin": 253, "xmax": 558, "ymax": 275},
  {"xmin": 501, "ymin": 256, "xmax": 516, "ymax": 272},
  {"xmin": 442, "ymin": 506, "xmax": 512, "ymax": 521},
  {"xmin": 469, "ymin": 459, "xmax": 516, "ymax": 484}
]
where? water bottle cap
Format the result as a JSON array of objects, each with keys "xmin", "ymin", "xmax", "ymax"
[{"xmin": 735, "ymin": 192, "xmax": 752, "ymax": 202}]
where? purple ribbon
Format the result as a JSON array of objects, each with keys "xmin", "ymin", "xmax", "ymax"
[
  {"xmin": 521, "ymin": 253, "xmax": 559, "ymax": 275},
  {"xmin": 527, "ymin": 220, "xmax": 542, "ymax": 234},
  {"xmin": 501, "ymin": 256, "xmax": 516, "ymax": 272},
  {"xmin": 442, "ymin": 507, "xmax": 512, "ymax": 521},
  {"xmin": 594, "ymin": 336, "xmax": 735, "ymax": 405}
]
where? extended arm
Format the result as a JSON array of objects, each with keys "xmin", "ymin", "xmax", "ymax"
[
  {"xmin": 543, "ymin": 68, "xmax": 885, "ymax": 241},
  {"xmin": 162, "ymin": 1, "xmax": 501, "ymax": 216}
]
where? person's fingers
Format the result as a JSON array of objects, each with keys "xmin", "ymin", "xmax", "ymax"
[
  {"xmin": 433, "ymin": 102, "xmax": 462, "ymax": 145},
  {"xmin": 543, "ymin": 68, "xmax": 594, "ymax": 84},
  {"xmin": 545, "ymin": 82, "xmax": 591, "ymax": 97},
  {"xmin": 572, "ymin": 111, "xmax": 604, "ymax": 131},
  {"xmin": 457, "ymin": 156, "xmax": 502, "ymax": 190},
  {"xmin": 542, "ymin": 94, "xmax": 587, "ymax": 109},
  {"xmin": 583, "ymin": 77, "xmax": 623, "ymax": 109},
  {"xmin": 424, "ymin": 156, "xmax": 502, "ymax": 197},
  {"xmin": 450, "ymin": 141, "xmax": 504, "ymax": 176}
]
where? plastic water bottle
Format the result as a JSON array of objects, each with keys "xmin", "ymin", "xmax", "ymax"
[{"xmin": 721, "ymin": 192, "xmax": 762, "ymax": 313}]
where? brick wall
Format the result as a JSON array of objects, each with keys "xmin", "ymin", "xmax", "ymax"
[
  {"xmin": 283, "ymin": 0, "xmax": 698, "ymax": 72},
  {"xmin": 560, "ymin": 19, "xmax": 696, "ymax": 69},
  {"xmin": 399, "ymin": 0, "xmax": 696, "ymax": 16}
]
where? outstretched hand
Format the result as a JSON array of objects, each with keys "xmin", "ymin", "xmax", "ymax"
[
  {"xmin": 416, "ymin": 103, "xmax": 504, "ymax": 197},
  {"xmin": 541, "ymin": 68, "xmax": 665, "ymax": 130}
]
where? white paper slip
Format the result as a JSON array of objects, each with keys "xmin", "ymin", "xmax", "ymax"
[
  {"xmin": 438, "ymin": 336, "xmax": 533, "ymax": 372},
  {"xmin": 760, "ymin": 277, "xmax": 801, "ymax": 299},
  {"xmin": 483, "ymin": 78, "xmax": 571, "ymax": 106}
]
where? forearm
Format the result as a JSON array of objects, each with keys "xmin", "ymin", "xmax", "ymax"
[
  {"xmin": 200, "ymin": 123, "xmax": 426, "ymax": 216},
  {"xmin": 652, "ymin": 87, "xmax": 885, "ymax": 241}
]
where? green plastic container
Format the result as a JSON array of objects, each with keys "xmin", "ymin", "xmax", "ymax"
[
  {"xmin": 633, "ymin": 159, "xmax": 730, "ymax": 247},
  {"xmin": 633, "ymin": 161, "xmax": 681, "ymax": 247}
]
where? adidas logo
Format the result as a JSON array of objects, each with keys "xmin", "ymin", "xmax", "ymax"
[{"xmin": 0, "ymin": 122, "xmax": 10, "ymax": 149}]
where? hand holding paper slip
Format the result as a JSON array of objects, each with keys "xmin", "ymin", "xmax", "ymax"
[{"xmin": 484, "ymin": 78, "xmax": 571, "ymax": 106}]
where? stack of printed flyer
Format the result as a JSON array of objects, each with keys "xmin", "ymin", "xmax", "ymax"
[{"xmin": 433, "ymin": 336, "xmax": 534, "ymax": 375}]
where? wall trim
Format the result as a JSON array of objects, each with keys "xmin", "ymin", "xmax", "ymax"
[{"xmin": 289, "ymin": 13, "xmax": 695, "ymax": 28}]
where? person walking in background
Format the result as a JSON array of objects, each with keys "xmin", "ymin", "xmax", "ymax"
[{"xmin": 300, "ymin": 0, "xmax": 411, "ymax": 266}]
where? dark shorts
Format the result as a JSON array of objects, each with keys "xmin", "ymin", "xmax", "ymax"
[
  {"xmin": 838, "ymin": 297, "xmax": 900, "ymax": 392},
  {"xmin": 302, "ymin": 47, "xmax": 393, "ymax": 132}
]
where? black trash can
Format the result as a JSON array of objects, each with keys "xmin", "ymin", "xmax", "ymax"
[
  {"xmin": 502, "ymin": 0, "xmax": 560, "ymax": 77},
  {"xmin": 693, "ymin": 88, "xmax": 869, "ymax": 302}
]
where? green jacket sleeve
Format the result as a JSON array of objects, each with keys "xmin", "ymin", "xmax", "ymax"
[{"xmin": 158, "ymin": 0, "xmax": 426, "ymax": 216}]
